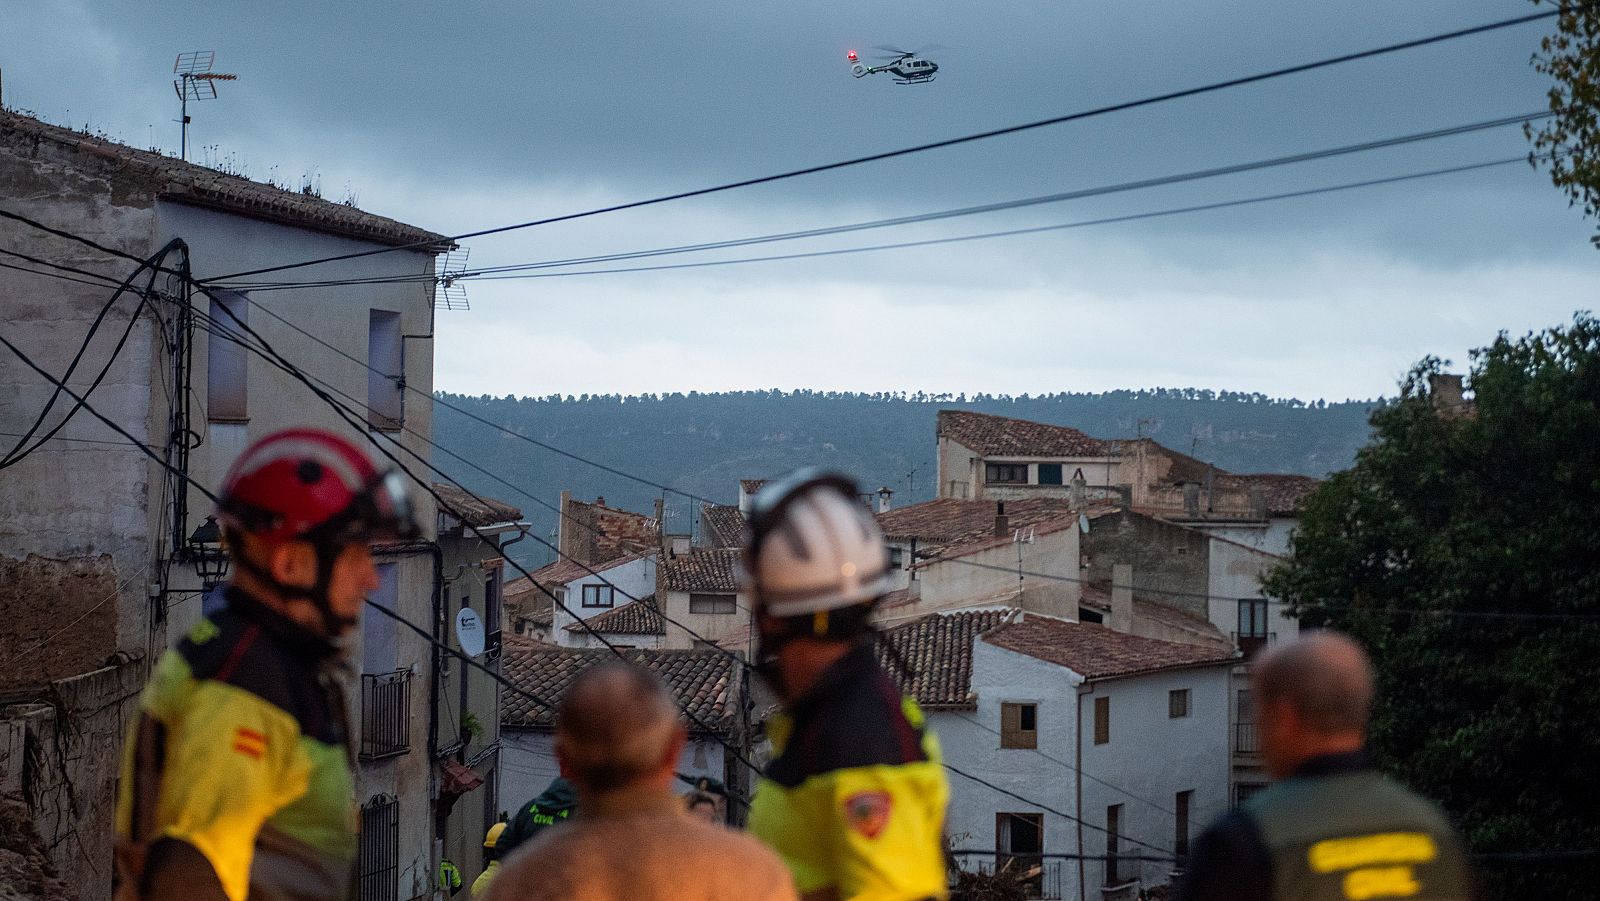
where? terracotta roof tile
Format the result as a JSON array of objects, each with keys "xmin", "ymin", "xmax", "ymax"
[
  {"xmin": 938, "ymin": 410, "xmax": 1111, "ymax": 457},
  {"xmin": 432, "ymin": 483, "xmax": 522, "ymax": 527},
  {"xmin": 1213, "ymin": 473, "xmax": 1321, "ymax": 516},
  {"xmin": 984, "ymin": 615, "xmax": 1235, "ymax": 680},
  {"xmin": 500, "ymin": 645, "xmax": 738, "ymax": 731},
  {"xmin": 739, "ymin": 480, "xmax": 769, "ymax": 494},
  {"xmin": 661, "ymin": 548, "xmax": 740, "ymax": 593},
  {"xmin": 699, "ymin": 503, "xmax": 745, "ymax": 549},
  {"xmin": 564, "ymin": 597, "xmax": 664, "ymax": 636},
  {"xmin": 1078, "ymin": 585, "xmax": 1233, "ymax": 651},
  {"xmin": 1, "ymin": 110, "xmax": 449, "ymax": 249},
  {"xmin": 563, "ymin": 498, "xmax": 659, "ymax": 565},
  {"xmin": 880, "ymin": 609, "xmax": 1013, "ymax": 708},
  {"xmin": 877, "ymin": 497, "xmax": 1111, "ymax": 561}
]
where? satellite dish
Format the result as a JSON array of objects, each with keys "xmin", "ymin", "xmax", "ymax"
[
  {"xmin": 1079, "ymin": 513, "xmax": 1091, "ymax": 534},
  {"xmin": 455, "ymin": 607, "xmax": 486, "ymax": 657}
]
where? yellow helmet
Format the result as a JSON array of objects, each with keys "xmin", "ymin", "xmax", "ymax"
[{"xmin": 484, "ymin": 821, "xmax": 507, "ymax": 848}]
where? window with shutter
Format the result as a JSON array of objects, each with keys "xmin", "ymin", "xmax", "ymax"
[
  {"xmin": 1169, "ymin": 688, "xmax": 1190, "ymax": 718},
  {"xmin": 1094, "ymin": 696, "xmax": 1110, "ymax": 745},
  {"xmin": 1000, "ymin": 702, "xmax": 1037, "ymax": 749}
]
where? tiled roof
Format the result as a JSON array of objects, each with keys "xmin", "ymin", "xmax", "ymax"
[
  {"xmin": 565, "ymin": 597, "xmax": 664, "ymax": 636},
  {"xmin": 880, "ymin": 609, "xmax": 1014, "ymax": 709},
  {"xmin": 878, "ymin": 497, "xmax": 1111, "ymax": 562},
  {"xmin": 984, "ymin": 615, "xmax": 1236, "ymax": 680},
  {"xmin": 432, "ymin": 483, "xmax": 522, "ymax": 528},
  {"xmin": 661, "ymin": 548, "xmax": 740, "ymax": 593},
  {"xmin": 699, "ymin": 503, "xmax": 744, "ymax": 549},
  {"xmin": 500, "ymin": 645, "xmax": 738, "ymax": 731},
  {"xmin": 739, "ymin": 480, "xmax": 769, "ymax": 494},
  {"xmin": 503, "ymin": 576, "xmax": 553, "ymax": 627},
  {"xmin": 563, "ymin": 498, "xmax": 659, "ymax": 565},
  {"xmin": 1, "ymin": 111, "xmax": 449, "ymax": 249},
  {"xmin": 937, "ymin": 410, "xmax": 1112, "ymax": 457},
  {"xmin": 1078, "ymin": 585, "xmax": 1232, "ymax": 651},
  {"xmin": 519, "ymin": 551, "xmax": 646, "ymax": 592},
  {"xmin": 1213, "ymin": 474, "xmax": 1321, "ymax": 516}
]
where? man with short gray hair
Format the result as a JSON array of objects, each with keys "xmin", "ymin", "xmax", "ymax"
[
  {"xmin": 1178, "ymin": 631, "xmax": 1476, "ymax": 901},
  {"xmin": 484, "ymin": 662, "xmax": 797, "ymax": 901}
]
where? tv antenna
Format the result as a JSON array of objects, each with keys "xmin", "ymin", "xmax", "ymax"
[
  {"xmin": 173, "ymin": 51, "xmax": 237, "ymax": 161},
  {"xmin": 435, "ymin": 247, "xmax": 472, "ymax": 311}
]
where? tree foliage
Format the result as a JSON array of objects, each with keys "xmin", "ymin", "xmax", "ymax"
[
  {"xmin": 1528, "ymin": 1, "xmax": 1600, "ymax": 247},
  {"xmin": 1263, "ymin": 314, "xmax": 1600, "ymax": 899}
]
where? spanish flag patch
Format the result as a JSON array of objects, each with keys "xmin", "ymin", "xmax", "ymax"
[{"xmin": 232, "ymin": 727, "xmax": 267, "ymax": 760}]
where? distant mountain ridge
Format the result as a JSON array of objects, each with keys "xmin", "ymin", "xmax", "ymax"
[{"xmin": 430, "ymin": 390, "xmax": 1378, "ymax": 570}]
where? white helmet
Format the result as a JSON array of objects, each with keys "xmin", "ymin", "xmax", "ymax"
[{"xmin": 743, "ymin": 469, "xmax": 892, "ymax": 618}]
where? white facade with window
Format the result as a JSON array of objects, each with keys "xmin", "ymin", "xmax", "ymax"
[
  {"xmin": 935, "ymin": 624, "xmax": 1232, "ymax": 900},
  {"xmin": 547, "ymin": 555, "xmax": 657, "ymax": 647}
]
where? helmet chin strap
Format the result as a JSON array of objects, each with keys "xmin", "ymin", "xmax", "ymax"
[{"xmin": 234, "ymin": 541, "xmax": 353, "ymax": 639}]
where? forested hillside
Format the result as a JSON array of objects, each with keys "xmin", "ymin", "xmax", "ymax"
[{"xmin": 431, "ymin": 390, "xmax": 1377, "ymax": 568}]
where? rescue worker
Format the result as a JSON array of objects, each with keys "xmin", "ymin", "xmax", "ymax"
[
  {"xmin": 471, "ymin": 822, "xmax": 507, "ymax": 897},
  {"xmin": 438, "ymin": 859, "xmax": 463, "ymax": 897},
  {"xmin": 114, "ymin": 428, "xmax": 417, "ymax": 901},
  {"xmin": 495, "ymin": 776, "xmax": 577, "ymax": 860},
  {"xmin": 742, "ymin": 469, "xmax": 950, "ymax": 901},
  {"xmin": 1177, "ymin": 632, "xmax": 1477, "ymax": 901}
]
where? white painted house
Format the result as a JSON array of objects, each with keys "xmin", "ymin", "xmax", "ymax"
[{"xmin": 883, "ymin": 609, "xmax": 1236, "ymax": 901}]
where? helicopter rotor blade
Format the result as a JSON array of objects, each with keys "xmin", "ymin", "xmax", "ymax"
[{"xmin": 873, "ymin": 44, "xmax": 911, "ymax": 55}]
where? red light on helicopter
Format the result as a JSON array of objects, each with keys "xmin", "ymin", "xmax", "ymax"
[{"xmin": 848, "ymin": 50, "xmax": 858, "ymax": 61}]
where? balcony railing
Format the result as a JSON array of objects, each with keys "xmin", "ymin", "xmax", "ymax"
[
  {"xmin": 360, "ymin": 669, "xmax": 412, "ymax": 761},
  {"xmin": 1232, "ymin": 631, "xmax": 1277, "ymax": 661},
  {"xmin": 1235, "ymin": 721, "xmax": 1261, "ymax": 755},
  {"xmin": 968, "ymin": 856, "xmax": 1063, "ymax": 900}
]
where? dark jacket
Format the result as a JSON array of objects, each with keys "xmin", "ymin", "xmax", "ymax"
[{"xmin": 498, "ymin": 777, "xmax": 578, "ymax": 858}]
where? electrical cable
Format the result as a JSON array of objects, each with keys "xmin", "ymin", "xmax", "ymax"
[
  {"xmin": 0, "ymin": 258, "xmax": 122, "ymax": 289},
  {"xmin": 944, "ymin": 762, "xmax": 1177, "ymax": 856},
  {"xmin": 218, "ymin": 110, "xmax": 1550, "ymax": 291},
  {"xmin": 0, "ymin": 241, "xmax": 182, "ymax": 469},
  {"xmin": 197, "ymin": 9, "xmax": 1558, "ymax": 285}
]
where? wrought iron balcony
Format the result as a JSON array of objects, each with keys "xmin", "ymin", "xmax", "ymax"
[{"xmin": 360, "ymin": 669, "xmax": 412, "ymax": 761}]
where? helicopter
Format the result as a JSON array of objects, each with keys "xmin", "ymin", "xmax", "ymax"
[{"xmin": 848, "ymin": 46, "xmax": 940, "ymax": 84}]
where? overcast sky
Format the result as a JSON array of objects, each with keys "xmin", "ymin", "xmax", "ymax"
[{"xmin": 4, "ymin": 0, "xmax": 1594, "ymax": 401}]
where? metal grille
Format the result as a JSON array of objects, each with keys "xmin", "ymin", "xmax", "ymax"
[
  {"xmin": 360, "ymin": 669, "xmax": 413, "ymax": 760},
  {"xmin": 358, "ymin": 794, "xmax": 399, "ymax": 901}
]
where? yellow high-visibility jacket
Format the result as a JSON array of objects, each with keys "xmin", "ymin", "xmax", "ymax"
[
  {"xmin": 749, "ymin": 642, "xmax": 950, "ymax": 901},
  {"xmin": 115, "ymin": 591, "xmax": 356, "ymax": 901}
]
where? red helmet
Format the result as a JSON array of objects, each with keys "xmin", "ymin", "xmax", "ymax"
[{"xmin": 218, "ymin": 428, "xmax": 418, "ymax": 545}]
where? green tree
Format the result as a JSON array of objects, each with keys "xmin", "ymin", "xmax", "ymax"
[
  {"xmin": 1528, "ymin": 1, "xmax": 1600, "ymax": 247},
  {"xmin": 1263, "ymin": 314, "xmax": 1600, "ymax": 899}
]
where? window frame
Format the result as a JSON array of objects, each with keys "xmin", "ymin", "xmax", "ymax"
[
  {"xmin": 1000, "ymin": 701, "xmax": 1038, "ymax": 749},
  {"xmin": 581, "ymin": 584, "xmax": 615, "ymax": 609},
  {"xmin": 688, "ymin": 592, "xmax": 737, "ymax": 614},
  {"xmin": 1037, "ymin": 462, "xmax": 1064, "ymax": 485},
  {"xmin": 367, "ymin": 309, "xmax": 404, "ymax": 431},
  {"xmin": 985, "ymin": 462, "xmax": 1029, "ymax": 484},
  {"xmin": 1169, "ymin": 688, "xmax": 1191, "ymax": 719},
  {"xmin": 1093, "ymin": 695, "xmax": 1110, "ymax": 745},
  {"xmin": 206, "ymin": 291, "xmax": 250, "ymax": 422}
]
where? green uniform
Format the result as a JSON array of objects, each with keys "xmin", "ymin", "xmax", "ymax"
[
  {"xmin": 115, "ymin": 590, "xmax": 356, "ymax": 901},
  {"xmin": 1179, "ymin": 752, "xmax": 1476, "ymax": 901},
  {"xmin": 497, "ymin": 777, "xmax": 578, "ymax": 858}
]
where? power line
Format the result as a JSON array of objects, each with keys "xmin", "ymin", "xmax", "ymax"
[
  {"xmin": 218, "ymin": 110, "xmax": 1549, "ymax": 291},
  {"xmin": 944, "ymin": 762, "xmax": 1177, "ymax": 857},
  {"xmin": 197, "ymin": 9, "xmax": 1557, "ymax": 284}
]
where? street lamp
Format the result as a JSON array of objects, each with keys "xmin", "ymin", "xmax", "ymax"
[{"xmin": 186, "ymin": 515, "xmax": 230, "ymax": 589}]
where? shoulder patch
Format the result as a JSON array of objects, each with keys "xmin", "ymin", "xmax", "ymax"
[{"xmin": 843, "ymin": 791, "xmax": 892, "ymax": 839}]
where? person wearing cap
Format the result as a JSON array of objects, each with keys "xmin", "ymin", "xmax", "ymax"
[
  {"xmin": 471, "ymin": 822, "xmax": 508, "ymax": 897},
  {"xmin": 113, "ymin": 428, "xmax": 418, "ymax": 901},
  {"xmin": 742, "ymin": 469, "xmax": 950, "ymax": 901}
]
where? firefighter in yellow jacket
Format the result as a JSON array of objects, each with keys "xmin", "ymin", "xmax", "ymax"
[
  {"xmin": 114, "ymin": 429, "xmax": 418, "ymax": 901},
  {"xmin": 743, "ymin": 470, "xmax": 950, "ymax": 901}
]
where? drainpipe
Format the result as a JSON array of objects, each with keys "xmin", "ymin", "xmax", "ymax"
[
  {"xmin": 1076, "ymin": 683, "xmax": 1090, "ymax": 901},
  {"xmin": 424, "ymin": 542, "xmax": 444, "ymax": 757}
]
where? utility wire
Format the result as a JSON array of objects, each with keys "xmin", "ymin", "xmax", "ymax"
[
  {"xmin": 944, "ymin": 762, "xmax": 1177, "ymax": 856},
  {"xmin": 219, "ymin": 111, "xmax": 1549, "ymax": 291},
  {"xmin": 198, "ymin": 9, "xmax": 1557, "ymax": 284}
]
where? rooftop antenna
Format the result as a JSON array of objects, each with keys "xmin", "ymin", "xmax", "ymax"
[
  {"xmin": 173, "ymin": 51, "xmax": 237, "ymax": 161},
  {"xmin": 435, "ymin": 247, "xmax": 472, "ymax": 311}
]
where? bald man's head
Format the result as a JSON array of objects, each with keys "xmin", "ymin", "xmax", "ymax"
[
  {"xmin": 1255, "ymin": 631, "xmax": 1374, "ymax": 735},
  {"xmin": 556, "ymin": 663, "xmax": 685, "ymax": 793}
]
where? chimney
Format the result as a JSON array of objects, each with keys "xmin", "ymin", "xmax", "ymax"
[
  {"xmin": 877, "ymin": 486, "xmax": 894, "ymax": 513},
  {"xmin": 655, "ymin": 497, "xmax": 669, "ymax": 555},
  {"xmin": 558, "ymin": 489, "xmax": 573, "ymax": 562},
  {"xmin": 1070, "ymin": 474, "xmax": 1087, "ymax": 508},
  {"xmin": 595, "ymin": 496, "xmax": 606, "ymax": 508},
  {"xmin": 1429, "ymin": 373, "xmax": 1467, "ymax": 415},
  {"xmin": 993, "ymin": 501, "xmax": 1009, "ymax": 539},
  {"xmin": 1111, "ymin": 564, "xmax": 1134, "ymax": 633},
  {"xmin": 1248, "ymin": 485, "xmax": 1267, "ymax": 520},
  {"xmin": 1183, "ymin": 483, "xmax": 1200, "ymax": 518},
  {"xmin": 738, "ymin": 481, "xmax": 756, "ymax": 515}
]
